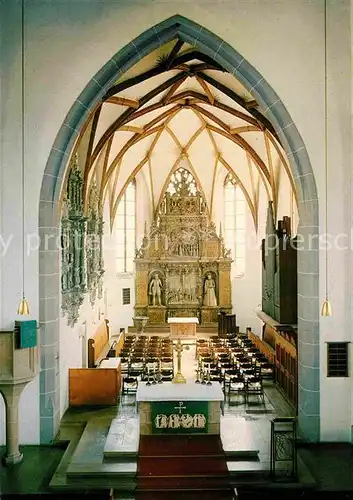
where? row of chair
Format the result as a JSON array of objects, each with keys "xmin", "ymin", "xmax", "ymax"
[
  {"xmin": 121, "ymin": 336, "xmax": 175, "ymax": 394},
  {"xmin": 196, "ymin": 334, "xmax": 274, "ymax": 403}
]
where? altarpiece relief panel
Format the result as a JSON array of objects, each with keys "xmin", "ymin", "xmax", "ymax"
[{"xmin": 134, "ymin": 167, "xmax": 232, "ymax": 327}]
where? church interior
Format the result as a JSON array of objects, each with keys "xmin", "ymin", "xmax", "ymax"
[{"xmin": 0, "ymin": 0, "xmax": 353, "ymax": 498}]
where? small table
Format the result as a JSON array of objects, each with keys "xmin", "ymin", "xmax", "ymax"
[{"xmin": 168, "ymin": 317, "xmax": 199, "ymax": 339}]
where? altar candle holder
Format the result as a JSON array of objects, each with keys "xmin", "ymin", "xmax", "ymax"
[
  {"xmin": 206, "ymin": 363, "xmax": 212, "ymax": 385},
  {"xmin": 195, "ymin": 368, "xmax": 201, "ymax": 384},
  {"xmin": 152, "ymin": 369, "xmax": 157, "ymax": 384},
  {"xmin": 201, "ymin": 368, "xmax": 206, "ymax": 385},
  {"xmin": 146, "ymin": 367, "xmax": 151, "ymax": 386}
]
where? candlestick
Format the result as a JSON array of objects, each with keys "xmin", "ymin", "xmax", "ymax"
[{"xmin": 172, "ymin": 338, "xmax": 189, "ymax": 384}]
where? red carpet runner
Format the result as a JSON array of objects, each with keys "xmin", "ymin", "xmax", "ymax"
[{"xmin": 135, "ymin": 435, "xmax": 233, "ymax": 499}]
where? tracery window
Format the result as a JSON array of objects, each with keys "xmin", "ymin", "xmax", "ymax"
[
  {"xmin": 167, "ymin": 168, "xmax": 197, "ymax": 196},
  {"xmin": 224, "ymin": 174, "xmax": 246, "ymax": 276},
  {"xmin": 115, "ymin": 181, "xmax": 135, "ymax": 273}
]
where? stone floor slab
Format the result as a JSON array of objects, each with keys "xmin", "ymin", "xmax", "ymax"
[
  {"xmin": 70, "ymin": 419, "xmax": 112, "ymax": 464},
  {"xmin": 104, "ymin": 416, "xmax": 139, "ymax": 458}
]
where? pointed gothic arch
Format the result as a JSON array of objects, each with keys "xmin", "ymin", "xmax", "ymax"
[{"xmin": 39, "ymin": 15, "xmax": 319, "ymax": 443}]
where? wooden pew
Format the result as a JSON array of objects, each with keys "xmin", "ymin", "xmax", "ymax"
[
  {"xmin": 68, "ymin": 319, "xmax": 123, "ymax": 407},
  {"xmin": 88, "ymin": 319, "xmax": 121, "ymax": 367}
]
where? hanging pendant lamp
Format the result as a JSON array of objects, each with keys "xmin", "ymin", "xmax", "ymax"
[
  {"xmin": 17, "ymin": 0, "xmax": 30, "ymax": 316},
  {"xmin": 321, "ymin": 0, "xmax": 332, "ymax": 317}
]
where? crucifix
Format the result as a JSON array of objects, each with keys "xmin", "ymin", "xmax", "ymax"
[
  {"xmin": 172, "ymin": 338, "xmax": 189, "ymax": 384},
  {"xmin": 174, "ymin": 401, "xmax": 187, "ymax": 414}
]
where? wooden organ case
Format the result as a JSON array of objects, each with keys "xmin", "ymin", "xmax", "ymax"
[
  {"xmin": 261, "ymin": 202, "xmax": 297, "ymax": 324},
  {"xmin": 260, "ymin": 201, "xmax": 298, "ymax": 408}
]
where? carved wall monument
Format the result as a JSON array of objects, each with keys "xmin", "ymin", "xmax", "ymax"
[
  {"xmin": 86, "ymin": 181, "xmax": 105, "ymax": 308},
  {"xmin": 61, "ymin": 156, "xmax": 105, "ymax": 327},
  {"xmin": 134, "ymin": 168, "xmax": 232, "ymax": 327}
]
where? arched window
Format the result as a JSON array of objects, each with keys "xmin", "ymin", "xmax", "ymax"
[
  {"xmin": 115, "ymin": 181, "xmax": 135, "ymax": 273},
  {"xmin": 224, "ymin": 175, "xmax": 246, "ymax": 276}
]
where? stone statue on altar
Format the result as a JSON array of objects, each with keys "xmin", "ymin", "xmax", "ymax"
[
  {"xmin": 203, "ymin": 273, "xmax": 217, "ymax": 306},
  {"xmin": 149, "ymin": 272, "xmax": 163, "ymax": 306}
]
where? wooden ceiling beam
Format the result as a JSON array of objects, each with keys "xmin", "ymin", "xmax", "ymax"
[
  {"xmin": 106, "ymin": 96, "xmax": 139, "ymax": 108},
  {"xmin": 162, "ymin": 76, "xmax": 187, "ymax": 104},
  {"xmin": 230, "ymin": 125, "xmax": 260, "ymax": 134},
  {"xmin": 83, "ymin": 104, "xmax": 102, "ymax": 203},
  {"xmin": 164, "ymin": 39, "xmax": 184, "ymax": 69},
  {"xmin": 191, "ymin": 103, "xmax": 230, "ymax": 132},
  {"xmin": 104, "ymin": 51, "xmax": 223, "ymax": 99},
  {"xmin": 197, "ymin": 71, "xmax": 280, "ymax": 143},
  {"xmin": 103, "ymin": 106, "xmax": 181, "ymax": 187},
  {"xmin": 119, "ymin": 126, "xmax": 144, "ymax": 133},
  {"xmin": 196, "ymin": 76, "xmax": 214, "ymax": 104},
  {"xmin": 205, "ymin": 122, "xmax": 271, "ymax": 183},
  {"xmin": 171, "ymin": 50, "xmax": 224, "ymax": 71},
  {"xmin": 245, "ymin": 99, "xmax": 258, "ymax": 109},
  {"xmin": 90, "ymin": 72, "xmax": 187, "ymax": 169},
  {"xmin": 104, "ymin": 124, "xmax": 164, "ymax": 189}
]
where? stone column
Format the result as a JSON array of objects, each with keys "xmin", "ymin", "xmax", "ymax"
[{"xmin": 1, "ymin": 382, "xmax": 27, "ymax": 465}]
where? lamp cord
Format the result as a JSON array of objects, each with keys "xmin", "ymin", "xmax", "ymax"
[
  {"xmin": 324, "ymin": 0, "xmax": 328, "ymax": 300},
  {"xmin": 21, "ymin": 0, "xmax": 25, "ymax": 300}
]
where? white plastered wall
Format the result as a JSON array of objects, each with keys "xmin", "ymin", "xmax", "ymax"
[{"xmin": 0, "ymin": 0, "xmax": 351, "ymax": 443}]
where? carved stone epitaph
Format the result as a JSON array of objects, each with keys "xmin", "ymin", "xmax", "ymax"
[
  {"xmin": 86, "ymin": 181, "xmax": 105, "ymax": 307},
  {"xmin": 61, "ymin": 156, "xmax": 105, "ymax": 326},
  {"xmin": 134, "ymin": 167, "xmax": 232, "ymax": 326}
]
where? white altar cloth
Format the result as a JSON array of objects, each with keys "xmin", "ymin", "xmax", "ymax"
[
  {"xmin": 136, "ymin": 381, "xmax": 224, "ymax": 402},
  {"xmin": 167, "ymin": 317, "xmax": 199, "ymax": 324}
]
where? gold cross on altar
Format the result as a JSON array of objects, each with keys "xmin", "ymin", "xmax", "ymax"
[
  {"xmin": 174, "ymin": 401, "xmax": 187, "ymax": 414},
  {"xmin": 172, "ymin": 338, "xmax": 189, "ymax": 384}
]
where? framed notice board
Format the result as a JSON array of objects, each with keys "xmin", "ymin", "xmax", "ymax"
[{"xmin": 15, "ymin": 320, "xmax": 37, "ymax": 348}]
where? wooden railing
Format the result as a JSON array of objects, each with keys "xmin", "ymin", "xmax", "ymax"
[
  {"xmin": 247, "ymin": 330, "xmax": 275, "ymax": 364},
  {"xmin": 248, "ymin": 326, "xmax": 297, "ymax": 409}
]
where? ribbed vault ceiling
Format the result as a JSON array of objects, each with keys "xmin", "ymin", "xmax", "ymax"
[{"xmin": 75, "ymin": 38, "xmax": 297, "ymax": 230}]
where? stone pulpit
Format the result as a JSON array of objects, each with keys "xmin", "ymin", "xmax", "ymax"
[
  {"xmin": 0, "ymin": 322, "xmax": 39, "ymax": 465},
  {"xmin": 134, "ymin": 167, "xmax": 232, "ymax": 328}
]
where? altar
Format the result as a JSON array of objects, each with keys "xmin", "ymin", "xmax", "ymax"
[
  {"xmin": 133, "ymin": 167, "xmax": 232, "ymax": 329},
  {"xmin": 136, "ymin": 381, "xmax": 224, "ymax": 435},
  {"xmin": 168, "ymin": 317, "xmax": 198, "ymax": 339}
]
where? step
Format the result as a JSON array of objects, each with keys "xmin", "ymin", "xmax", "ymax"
[
  {"xmin": 138, "ymin": 456, "xmax": 229, "ymax": 476},
  {"xmin": 67, "ymin": 461, "xmax": 137, "ymax": 477},
  {"xmin": 227, "ymin": 460, "xmax": 270, "ymax": 475},
  {"xmin": 225, "ymin": 449, "xmax": 259, "ymax": 460},
  {"xmin": 49, "ymin": 422, "xmax": 86, "ymax": 490},
  {"xmin": 137, "ymin": 475, "xmax": 231, "ymax": 490},
  {"xmin": 50, "ymin": 419, "xmax": 137, "ymax": 492},
  {"xmin": 134, "ymin": 488, "xmax": 234, "ymax": 499}
]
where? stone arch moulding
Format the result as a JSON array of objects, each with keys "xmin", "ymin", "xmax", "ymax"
[{"xmin": 39, "ymin": 14, "xmax": 319, "ymax": 444}]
